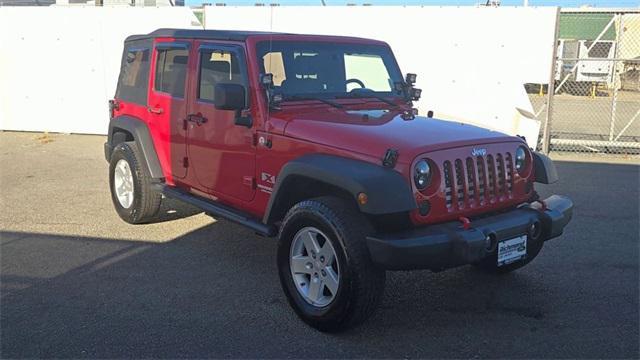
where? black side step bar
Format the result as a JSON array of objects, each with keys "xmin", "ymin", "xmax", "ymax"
[{"xmin": 159, "ymin": 185, "xmax": 277, "ymax": 237}]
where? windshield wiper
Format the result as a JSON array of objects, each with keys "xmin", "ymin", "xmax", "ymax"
[
  {"xmin": 337, "ymin": 91, "xmax": 400, "ymax": 108},
  {"xmin": 281, "ymin": 95, "xmax": 343, "ymax": 109}
]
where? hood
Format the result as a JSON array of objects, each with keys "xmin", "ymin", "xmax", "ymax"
[{"xmin": 277, "ymin": 108, "xmax": 520, "ymax": 164}]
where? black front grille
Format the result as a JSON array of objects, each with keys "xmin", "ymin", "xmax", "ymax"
[{"xmin": 443, "ymin": 151, "xmax": 514, "ymax": 211}]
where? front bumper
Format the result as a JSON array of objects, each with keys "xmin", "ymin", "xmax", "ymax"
[{"xmin": 366, "ymin": 195, "xmax": 573, "ymax": 271}]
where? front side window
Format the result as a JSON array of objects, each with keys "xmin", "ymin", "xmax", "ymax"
[
  {"xmin": 198, "ymin": 48, "xmax": 246, "ymax": 102},
  {"xmin": 116, "ymin": 47, "xmax": 150, "ymax": 105},
  {"xmin": 154, "ymin": 47, "xmax": 189, "ymax": 98},
  {"xmin": 256, "ymin": 41, "xmax": 403, "ymax": 99}
]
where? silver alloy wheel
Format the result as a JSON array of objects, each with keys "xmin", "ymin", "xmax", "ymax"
[
  {"xmin": 290, "ymin": 227, "xmax": 340, "ymax": 307},
  {"xmin": 114, "ymin": 159, "xmax": 134, "ymax": 209}
]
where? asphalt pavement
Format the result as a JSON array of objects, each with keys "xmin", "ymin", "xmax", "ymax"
[{"xmin": 1, "ymin": 132, "xmax": 638, "ymax": 358}]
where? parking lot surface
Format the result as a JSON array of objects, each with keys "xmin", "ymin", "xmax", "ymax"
[
  {"xmin": 1, "ymin": 132, "xmax": 638, "ymax": 358},
  {"xmin": 529, "ymin": 91, "xmax": 640, "ymax": 146}
]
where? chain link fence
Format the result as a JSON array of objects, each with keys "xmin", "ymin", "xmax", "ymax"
[{"xmin": 536, "ymin": 10, "xmax": 640, "ymax": 155}]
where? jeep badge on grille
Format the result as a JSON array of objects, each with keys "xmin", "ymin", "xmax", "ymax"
[{"xmin": 471, "ymin": 148, "xmax": 487, "ymax": 157}]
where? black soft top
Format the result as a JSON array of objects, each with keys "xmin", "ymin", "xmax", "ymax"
[{"xmin": 125, "ymin": 28, "xmax": 290, "ymax": 42}]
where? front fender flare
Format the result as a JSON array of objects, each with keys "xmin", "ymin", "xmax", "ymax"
[
  {"xmin": 533, "ymin": 152, "xmax": 558, "ymax": 184},
  {"xmin": 263, "ymin": 154, "xmax": 417, "ymax": 224}
]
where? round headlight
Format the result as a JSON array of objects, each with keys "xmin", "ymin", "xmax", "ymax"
[
  {"xmin": 414, "ymin": 159, "xmax": 432, "ymax": 190},
  {"xmin": 515, "ymin": 146, "xmax": 528, "ymax": 174}
]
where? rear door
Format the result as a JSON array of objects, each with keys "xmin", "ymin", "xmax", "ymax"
[
  {"xmin": 186, "ymin": 41, "xmax": 256, "ymax": 201},
  {"xmin": 147, "ymin": 41, "xmax": 191, "ymax": 179}
]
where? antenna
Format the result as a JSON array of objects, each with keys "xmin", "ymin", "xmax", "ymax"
[{"xmin": 265, "ymin": 5, "xmax": 275, "ymax": 137}]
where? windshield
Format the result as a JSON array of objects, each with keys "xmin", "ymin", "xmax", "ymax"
[{"xmin": 256, "ymin": 41, "xmax": 404, "ymax": 100}]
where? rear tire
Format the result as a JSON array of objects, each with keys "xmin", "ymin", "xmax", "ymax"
[
  {"xmin": 109, "ymin": 141, "xmax": 162, "ymax": 224},
  {"xmin": 277, "ymin": 196, "xmax": 385, "ymax": 332}
]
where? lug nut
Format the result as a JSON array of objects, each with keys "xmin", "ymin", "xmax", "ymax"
[
  {"xmin": 321, "ymin": 269, "xmax": 327, "ymax": 277},
  {"xmin": 320, "ymin": 256, "xmax": 325, "ymax": 263}
]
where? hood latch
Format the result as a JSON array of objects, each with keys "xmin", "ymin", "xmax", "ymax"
[{"xmin": 382, "ymin": 149, "xmax": 399, "ymax": 168}]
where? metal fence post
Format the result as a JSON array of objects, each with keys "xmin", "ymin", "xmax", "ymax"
[
  {"xmin": 608, "ymin": 13, "xmax": 622, "ymax": 141},
  {"xmin": 541, "ymin": 7, "xmax": 561, "ymax": 154}
]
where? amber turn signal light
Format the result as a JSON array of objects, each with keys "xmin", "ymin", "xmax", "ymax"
[{"xmin": 357, "ymin": 192, "xmax": 368, "ymax": 205}]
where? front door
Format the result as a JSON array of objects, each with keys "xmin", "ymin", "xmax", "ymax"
[
  {"xmin": 186, "ymin": 41, "xmax": 256, "ymax": 202},
  {"xmin": 147, "ymin": 41, "xmax": 191, "ymax": 179}
]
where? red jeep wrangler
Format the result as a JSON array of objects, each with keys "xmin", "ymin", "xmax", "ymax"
[{"xmin": 105, "ymin": 29, "xmax": 573, "ymax": 332}]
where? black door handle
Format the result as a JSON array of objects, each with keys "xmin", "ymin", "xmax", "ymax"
[{"xmin": 186, "ymin": 113, "xmax": 208, "ymax": 126}]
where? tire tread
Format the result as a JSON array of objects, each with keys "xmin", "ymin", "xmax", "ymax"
[
  {"xmin": 279, "ymin": 196, "xmax": 385, "ymax": 332},
  {"xmin": 109, "ymin": 141, "xmax": 161, "ymax": 224}
]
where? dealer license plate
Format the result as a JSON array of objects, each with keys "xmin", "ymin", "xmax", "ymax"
[{"xmin": 497, "ymin": 235, "xmax": 527, "ymax": 266}]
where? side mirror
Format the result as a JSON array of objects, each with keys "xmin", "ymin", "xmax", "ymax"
[
  {"xmin": 214, "ymin": 83, "xmax": 246, "ymax": 111},
  {"xmin": 214, "ymin": 83, "xmax": 253, "ymax": 128},
  {"xmin": 234, "ymin": 115, "xmax": 252, "ymax": 127}
]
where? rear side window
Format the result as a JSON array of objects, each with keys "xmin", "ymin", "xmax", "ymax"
[
  {"xmin": 154, "ymin": 48, "xmax": 189, "ymax": 98},
  {"xmin": 116, "ymin": 47, "xmax": 150, "ymax": 105},
  {"xmin": 198, "ymin": 49, "xmax": 246, "ymax": 102}
]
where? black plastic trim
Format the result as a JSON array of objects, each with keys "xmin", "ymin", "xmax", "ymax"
[
  {"xmin": 105, "ymin": 115, "xmax": 164, "ymax": 179},
  {"xmin": 155, "ymin": 41, "xmax": 190, "ymax": 50},
  {"xmin": 124, "ymin": 29, "xmax": 383, "ymax": 45},
  {"xmin": 366, "ymin": 195, "xmax": 573, "ymax": 271},
  {"xmin": 533, "ymin": 152, "xmax": 559, "ymax": 184},
  {"xmin": 126, "ymin": 29, "xmax": 290, "ymax": 42},
  {"xmin": 160, "ymin": 185, "xmax": 277, "ymax": 237},
  {"xmin": 263, "ymin": 153, "xmax": 417, "ymax": 224}
]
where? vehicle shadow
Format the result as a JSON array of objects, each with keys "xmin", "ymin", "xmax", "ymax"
[
  {"xmin": 0, "ymin": 220, "xmax": 552, "ymax": 359},
  {"xmin": 153, "ymin": 196, "xmax": 202, "ymax": 223}
]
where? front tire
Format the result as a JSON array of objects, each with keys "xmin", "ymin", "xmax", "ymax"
[
  {"xmin": 109, "ymin": 142, "xmax": 162, "ymax": 224},
  {"xmin": 277, "ymin": 196, "xmax": 385, "ymax": 332}
]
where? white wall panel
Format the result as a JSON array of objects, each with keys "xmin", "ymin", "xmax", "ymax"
[
  {"xmin": 0, "ymin": 5, "xmax": 557, "ymax": 148},
  {"xmin": 0, "ymin": 6, "xmax": 200, "ymax": 135},
  {"xmin": 204, "ymin": 6, "xmax": 558, "ymax": 147}
]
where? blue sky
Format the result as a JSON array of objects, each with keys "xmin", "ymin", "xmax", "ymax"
[{"xmin": 187, "ymin": 0, "xmax": 640, "ymax": 6}]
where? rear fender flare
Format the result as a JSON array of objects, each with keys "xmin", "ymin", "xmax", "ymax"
[{"xmin": 106, "ymin": 115, "xmax": 163, "ymax": 180}]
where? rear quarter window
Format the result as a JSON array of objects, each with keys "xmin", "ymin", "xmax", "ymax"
[{"xmin": 116, "ymin": 47, "xmax": 150, "ymax": 105}]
